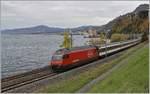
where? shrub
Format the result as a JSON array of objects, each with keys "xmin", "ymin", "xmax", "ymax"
[
  {"xmin": 141, "ymin": 32, "xmax": 148, "ymax": 42},
  {"xmin": 111, "ymin": 34, "xmax": 128, "ymax": 42}
]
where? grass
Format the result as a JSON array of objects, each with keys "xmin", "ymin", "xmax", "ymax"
[
  {"xmin": 37, "ymin": 42, "xmax": 148, "ymax": 93},
  {"xmin": 89, "ymin": 43, "xmax": 149, "ymax": 93}
]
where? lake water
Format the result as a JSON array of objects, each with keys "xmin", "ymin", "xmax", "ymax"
[{"xmin": 1, "ymin": 34, "xmax": 89, "ymax": 78}]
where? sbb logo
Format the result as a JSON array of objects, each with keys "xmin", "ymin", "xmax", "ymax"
[{"xmin": 88, "ymin": 51, "xmax": 93, "ymax": 57}]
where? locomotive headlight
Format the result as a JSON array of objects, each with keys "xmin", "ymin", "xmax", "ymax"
[{"xmin": 73, "ymin": 59, "xmax": 79, "ymax": 63}]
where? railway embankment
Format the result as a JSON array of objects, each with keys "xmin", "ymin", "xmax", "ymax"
[
  {"xmin": 78, "ymin": 42, "xmax": 149, "ymax": 93},
  {"xmin": 37, "ymin": 42, "xmax": 148, "ymax": 93}
]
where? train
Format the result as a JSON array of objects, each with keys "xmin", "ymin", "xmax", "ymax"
[
  {"xmin": 50, "ymin": 46, "xmax": 99, "ymax": 71},
  {"xmin": 50, "ymin": 39, "xmax": 140, "ymax": 71}
]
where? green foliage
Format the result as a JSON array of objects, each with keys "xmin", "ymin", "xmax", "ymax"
[
  {"xmin": 88, "ymin": 39, "xmax": 97, "ymax": 45},
  {"xmin": 89, "ymin": 44, "xmax": 149, "ymax": 93},
  {"xmin": 99, "ymin": 32, "xmax": 105, "ymax": 39},
  {"xmin": 60, "ymin": 31, "xmax": 72, "ymax": 48},
  {"xmin": 99, "ymin": 32, "xmax": 106, "ymax": 44},
  {"xmin": 111, "ymin": 34, "xmax": 128, "ymax": 42}
]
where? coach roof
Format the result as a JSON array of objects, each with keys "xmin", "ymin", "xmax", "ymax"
[{"xmin": 55, "ymin": 46, "xmax": 96, "ymax": 55}]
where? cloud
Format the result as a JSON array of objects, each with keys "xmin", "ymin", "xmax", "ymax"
[{"xmin": 1, "ymin": 1, "xmax": 149, "ymax": 29}]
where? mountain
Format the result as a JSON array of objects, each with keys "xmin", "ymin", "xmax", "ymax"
[
  {"xmin": 134, "ymin": 4, "xmax": 149, "ymax": 12},
  {"xmin": 111, "ymin": 4, "xmax": 149, "ymax": 34},
  {"xmin": 95, "ymin": 4, "xmax": 149, "ymax": 34},
  {"xmin": 1, "ymin": 25, "xmax": 94, "ymax": 34},
  {"xmin": 71, "ymin": 25, "xmax": 96, "ymax": 32},
  {"xmin": 1, "ymin": 25, "xmax": 65, "ymax": 34}
]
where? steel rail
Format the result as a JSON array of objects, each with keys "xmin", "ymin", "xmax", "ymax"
[
  {"xmin": 1, "ymin": 72, "xmax": 57, "ymax": 92},
  {"xmin": 1, "ymin": 39, "xmax": 141, "ymax": 93}
]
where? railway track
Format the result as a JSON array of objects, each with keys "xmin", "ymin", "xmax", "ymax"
[
  {"xmin": 2, "ymin": 66, "xmax": 51, "ymax": 82},
  {"xmin": 1, "ymin": 39, "xmax": 141, "ymax": 93},
  {"xmin": 1, "ymin": 66, "xmax": 57, "ymax": 92}
]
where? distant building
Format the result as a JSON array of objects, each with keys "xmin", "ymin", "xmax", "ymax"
[
  {"xmin": 88, "ymin": 28, "xmax": 97, "ymax": 37},
  {"xmin": 83, "ymin": 28, "xmax": 97, "ymax": 38}
]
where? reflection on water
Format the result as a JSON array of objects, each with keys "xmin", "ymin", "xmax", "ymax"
[{"xmin": 1, "ymin": 34, "xmax": 88, "ymax": 78}]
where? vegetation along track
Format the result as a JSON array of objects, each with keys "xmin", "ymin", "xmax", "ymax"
[{"xmin": 1, "ymin": 66, "xmax": 57, "ymax": 92}]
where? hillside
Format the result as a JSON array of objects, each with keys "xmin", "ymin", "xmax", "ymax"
[
  {"xmin": 96, "ymin": 4, "xmax": 149, "ymax": 34},
  {"xmin": 89, "ymin": 43, "xmax": 149, "ymax": 93},
  {"xmin": 111, "ymin": 4, "xmax": 149, "ymax": 34}
]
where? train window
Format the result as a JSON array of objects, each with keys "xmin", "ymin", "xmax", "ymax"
[
  {"xmin": 52, "ymin": 55, "xmax": 63, "ymax": 60},
  {"xmin": 63, "ymin": 54, "xmax": 69, "ymax": 59},
  {"xmin": 55, "ymin": 50, "xmax": 62, "ymax": 54}
]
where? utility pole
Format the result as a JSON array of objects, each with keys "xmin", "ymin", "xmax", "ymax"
[
  {"xmin": 105, "ymin": 32, "xmax": 108, "ymax": 57},
  {"xmin": 105, "ymin": 30, "xmax": 110, "ymax": 58},
  {"xmin": 69, "ymin": 28, "xmax": 73, "ymax": 48}
]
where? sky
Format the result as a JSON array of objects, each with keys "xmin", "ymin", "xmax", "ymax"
[{"xmin": 1, "ymin": 1, "xmax": 149, "ymax": 29}]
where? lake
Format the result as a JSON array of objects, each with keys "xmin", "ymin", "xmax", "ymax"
[{"xmin": 1, "ymin": 34, "xmax": 89, "ymax": 78}]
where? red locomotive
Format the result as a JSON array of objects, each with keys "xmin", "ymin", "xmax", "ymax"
[{"xmin": 50, "ymin": 46, "xmax": 99, "ymax": 71}]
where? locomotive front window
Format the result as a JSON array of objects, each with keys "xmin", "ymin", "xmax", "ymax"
[{"xmin": 52, "ymin": 55, "xmax": 63, "ymax": 60}]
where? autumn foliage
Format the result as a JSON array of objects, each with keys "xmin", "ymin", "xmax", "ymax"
[
  {"xmin": 111, "ymin": 34, "xmax": 128, "ymax": 42},
  {"xmin": 60, "ymin": 32, "xmax": 72, "ymax": 48},
  {"xmin": 112, "ymin": 10, "xmax": 149, "ymax": 34}
]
